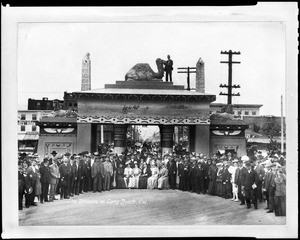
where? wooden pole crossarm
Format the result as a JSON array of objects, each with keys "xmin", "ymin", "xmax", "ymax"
[
  {"xmin": 177, "ymin": 71, "xmax": 196, "ymax": 73},
  {"xmin": 177, "ymin": 67, "xmax": 196, "ymax": 70},
  {"xmin": 220, "ymin": 61, "xmax": 241, "ymax": 64}
]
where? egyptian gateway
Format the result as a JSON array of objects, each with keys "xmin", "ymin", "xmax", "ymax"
[{"xmin": 37, "ymin": 54, "xmax": 248, "ymax": 157}]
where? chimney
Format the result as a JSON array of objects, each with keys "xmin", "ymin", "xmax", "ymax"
[
  {"xmin": 81, "ymin": 53, "xmax": 91, "ymax": 91},
  {"xmin": 196, "ymin": 57, "xmax": 205, "ymax": 93}
]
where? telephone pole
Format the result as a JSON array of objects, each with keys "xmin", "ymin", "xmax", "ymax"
[
  {"xmin": 177, "ymin": 67, "xmax": 196, "ymax": 91},
  {"xmin": 219, "ymin": 50, "xmax": 241, "ymax": 104}
]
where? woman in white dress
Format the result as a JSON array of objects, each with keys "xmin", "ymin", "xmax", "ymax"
[
  {"xmin": 123, "ymin": 163, "xmax": 133, "ymax": 188},
  {"xmin": 228, "ymin": 159, "xmax": 239, "ymax": 201},
  {"xmin": 157, "ymin": 162, "xmax": 169, "ymax": 190},
  {"xmin": 147, "ymin": 161, "xmax": 159, "ymax": 190},
  {"xmin": 128, "ymin": 162, "xmax": 141, "ymax": 189}
]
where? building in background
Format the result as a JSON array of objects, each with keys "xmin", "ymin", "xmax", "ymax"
[
  {"xmin": 210, "ymin": 103, "xmax": 263, "ymax": 117},
  {"xmin": 28, "ymin": 97, "xmax": 64, "ymax": 111},
  {"xmin": 18, "ymin": 110, "xmax": 52, "ymax": 154}
]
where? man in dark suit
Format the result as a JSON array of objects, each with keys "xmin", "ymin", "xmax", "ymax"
[
  {"xmin": 201, "ymin": 157, "xmax": 209, "ymax": 194},
  {"xmin": 236, "ymin": 159, "xmax": 248, "ymax": 205},
  {"xmin": 254, "ymin": 157, "xmax": 265, "ymax": 203},
  {"xmin": 77, "ymin": 158, "xmax": 85, "ymax": 194},
  {"xmin": 188, "ymin": 157, "xmax": 197, "ymax": 192},
  {"xmin": 163, "ymin": 55, "xmax": 173, "ymax": 82},
  {"xmin": 18, "ymin": 161, "xmax": 27, "ymax": 210},
  {"xmin": 167, "ymin": 157, "xmax": 177, "ymax": 190},
  {"xmin": 263, "ymin": 163, "xmax": 276, "ymax": 213},
  {"xmin": 92, "ymin": 156, "xmax": 103, "ymax": 192},
  {"xmin": 59, "ymin": 157, "xmax": 71, "ymax": 199},
  {"xmin": 25, "ymin": 159, "xmax": 39, "ymax": 207},
  {"xmin": 222, "ymin": 163, "xmax": 232, "ymax": 199},
  {"xmin": 194, "ymin": 160, "xmax": 203, "ymax": 194},
  {"xmin": 178, "ymin": 158, "xmax": 185, "ymax": 191},
  {"xmin": 242, "ymin": 161, "xmax": 259, "ymax": 209},
  {"xmin": 39, "ymin": 158, "xmax": 51, "ymax": 203},
  {"xmin": 85, "ymin": 153, "xmax": 93, "ymax": 191}
]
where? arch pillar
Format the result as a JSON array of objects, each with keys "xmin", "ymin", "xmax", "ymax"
[
  {"xmin": 113, "ymin": 124, "xmax": 128, "ymax": 154},
  {"xmin": 160, "ymin": 125, "xmax": 174, "ymax": 155}
]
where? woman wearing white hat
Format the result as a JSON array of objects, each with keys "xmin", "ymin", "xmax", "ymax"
[
  {"xmin": 128, "ymin": 162, "xmax": 141, "ymax": 189},
  {"xmin": 123, "ymin": 163, "xmax": 133, "ymax": 188},
  {"xmin": 147, "ymin": 161, "xmax": 159, "ymax": 190}
]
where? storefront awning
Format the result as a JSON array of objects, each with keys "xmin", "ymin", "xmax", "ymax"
[{"xmin": 23, "ymin": 134, "xmax": 39, "ymax": 140}]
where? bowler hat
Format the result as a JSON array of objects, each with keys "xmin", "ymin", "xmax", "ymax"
[
  {"xmin": 64, "ymin": 152, "xmax": 71, "ymax": 157},
  {"xmin": 51, "ymin": 151, "xmax": 57, "ymax": 155}
]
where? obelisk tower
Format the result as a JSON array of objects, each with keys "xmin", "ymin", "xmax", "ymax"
[
  {"xmin": 81, "ymin": 53, "xmax": 91, "ymax": 91},
  {"xmin": 196, "ymin": 57, "xmax": 205, "ymax": 93}
]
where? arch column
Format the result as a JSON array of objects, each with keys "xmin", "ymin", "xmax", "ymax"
[
  {"xmin": 113, "ymin": 124, "xmax": 128, "ymax": 154},
  {"xmin": 160, "ymin": 125, "xmax": 174, "ymax": 155}
]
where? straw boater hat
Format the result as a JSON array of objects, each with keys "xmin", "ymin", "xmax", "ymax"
[
  {"xmin": 232, "ymin": 159, "xmax": 238, "ymax": 163},
  {"xmin": 241, "ymin": 155, "xmax": 250, "ymax": 162},
  {"xmin": 216, "ymin": 162, "xmax": 223, "ymax": 167}
]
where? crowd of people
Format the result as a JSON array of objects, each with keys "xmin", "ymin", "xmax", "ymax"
[{"xmin": 18, "ymin": 144, "xmax": 286, "ymax": 217}]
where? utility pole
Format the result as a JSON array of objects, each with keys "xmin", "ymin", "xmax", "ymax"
[
  {"xmin": 219, "ymin": 50, "xmax": 241, "ymax": 105},
  {"xmin": 177, "ymin": 67, "xmax": 196, "ymax": 90}
]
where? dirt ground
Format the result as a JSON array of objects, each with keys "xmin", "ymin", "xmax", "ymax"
[{"xmin": 19, "ymin": 189, "xmax": 286, "ymax": 226}]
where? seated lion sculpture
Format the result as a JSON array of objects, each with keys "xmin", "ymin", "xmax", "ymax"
[{"xmin": 125, "ymin": 58, "xmax": 165, "ymax": 81}]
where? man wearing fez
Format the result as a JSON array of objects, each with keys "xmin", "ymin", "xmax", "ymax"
[
  {"xmin": 49, "ymin": 158, "xmax": 60, "ymax": 202},
  {"xmin": 39, "ymin": 158, "xmax": 51, "ymax": 203},
  {"xmin": 242, "ymin": 161, "xmax": 259, "ymax": 209},
  {"xmin": 59, "ymin": 157, "xmax": 71, "ymax": 199},
  {"xmin": 103, "ymin": 155, "xmax": 114, "ymax": 191},
  {"xmin": 163, "ymin": 54, "xmax": 173, "ymax": 82}
]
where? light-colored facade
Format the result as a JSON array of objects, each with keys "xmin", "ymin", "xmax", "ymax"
[{"xmin": 210, "ymin": 103, "xmax": 263, "ymax": 117}]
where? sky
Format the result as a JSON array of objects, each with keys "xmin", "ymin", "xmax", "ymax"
[{"xmin": 18, "ymin": 21, "xmax": 285, "ymax": 116}]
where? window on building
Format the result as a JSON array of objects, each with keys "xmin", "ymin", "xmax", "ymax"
[
  {"xmin": 21, "ymin": 125, "xmax": 25, "ymax": 131},
  {"xmin": 244, "ymin": 111, "xmax": 249, "ymax": 115},
  {"xmin": 32, "ymin": 114, "xmax": 37, "ymax": 120},
  {"xmin": 21, "ymin": 114, "xmax": 26, "ymax": 120},
  {"xmin": 74, "ymin": 103, "xmax": 77, "ymax": 107},
  {"xmin": 238, "ymin": 111, "xmax": 242, "ymax": 115},
  {"xmin": 69, "ymin": 103, "xmax": 73, "ymax": 107},
  {"xmin": 252, "ymin": 111, "xmax": 257, "ymax": 116},
  {"xmin": 32, "ymin": 125, "xmax": 36, "ymax": 131},
  {"xmin": 37, "ymin": 102, "xmax": 41, "ymax": 108},
  {"xmin": 46, "ymin": 102, "xmax": 51, "ymax": 109}
]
